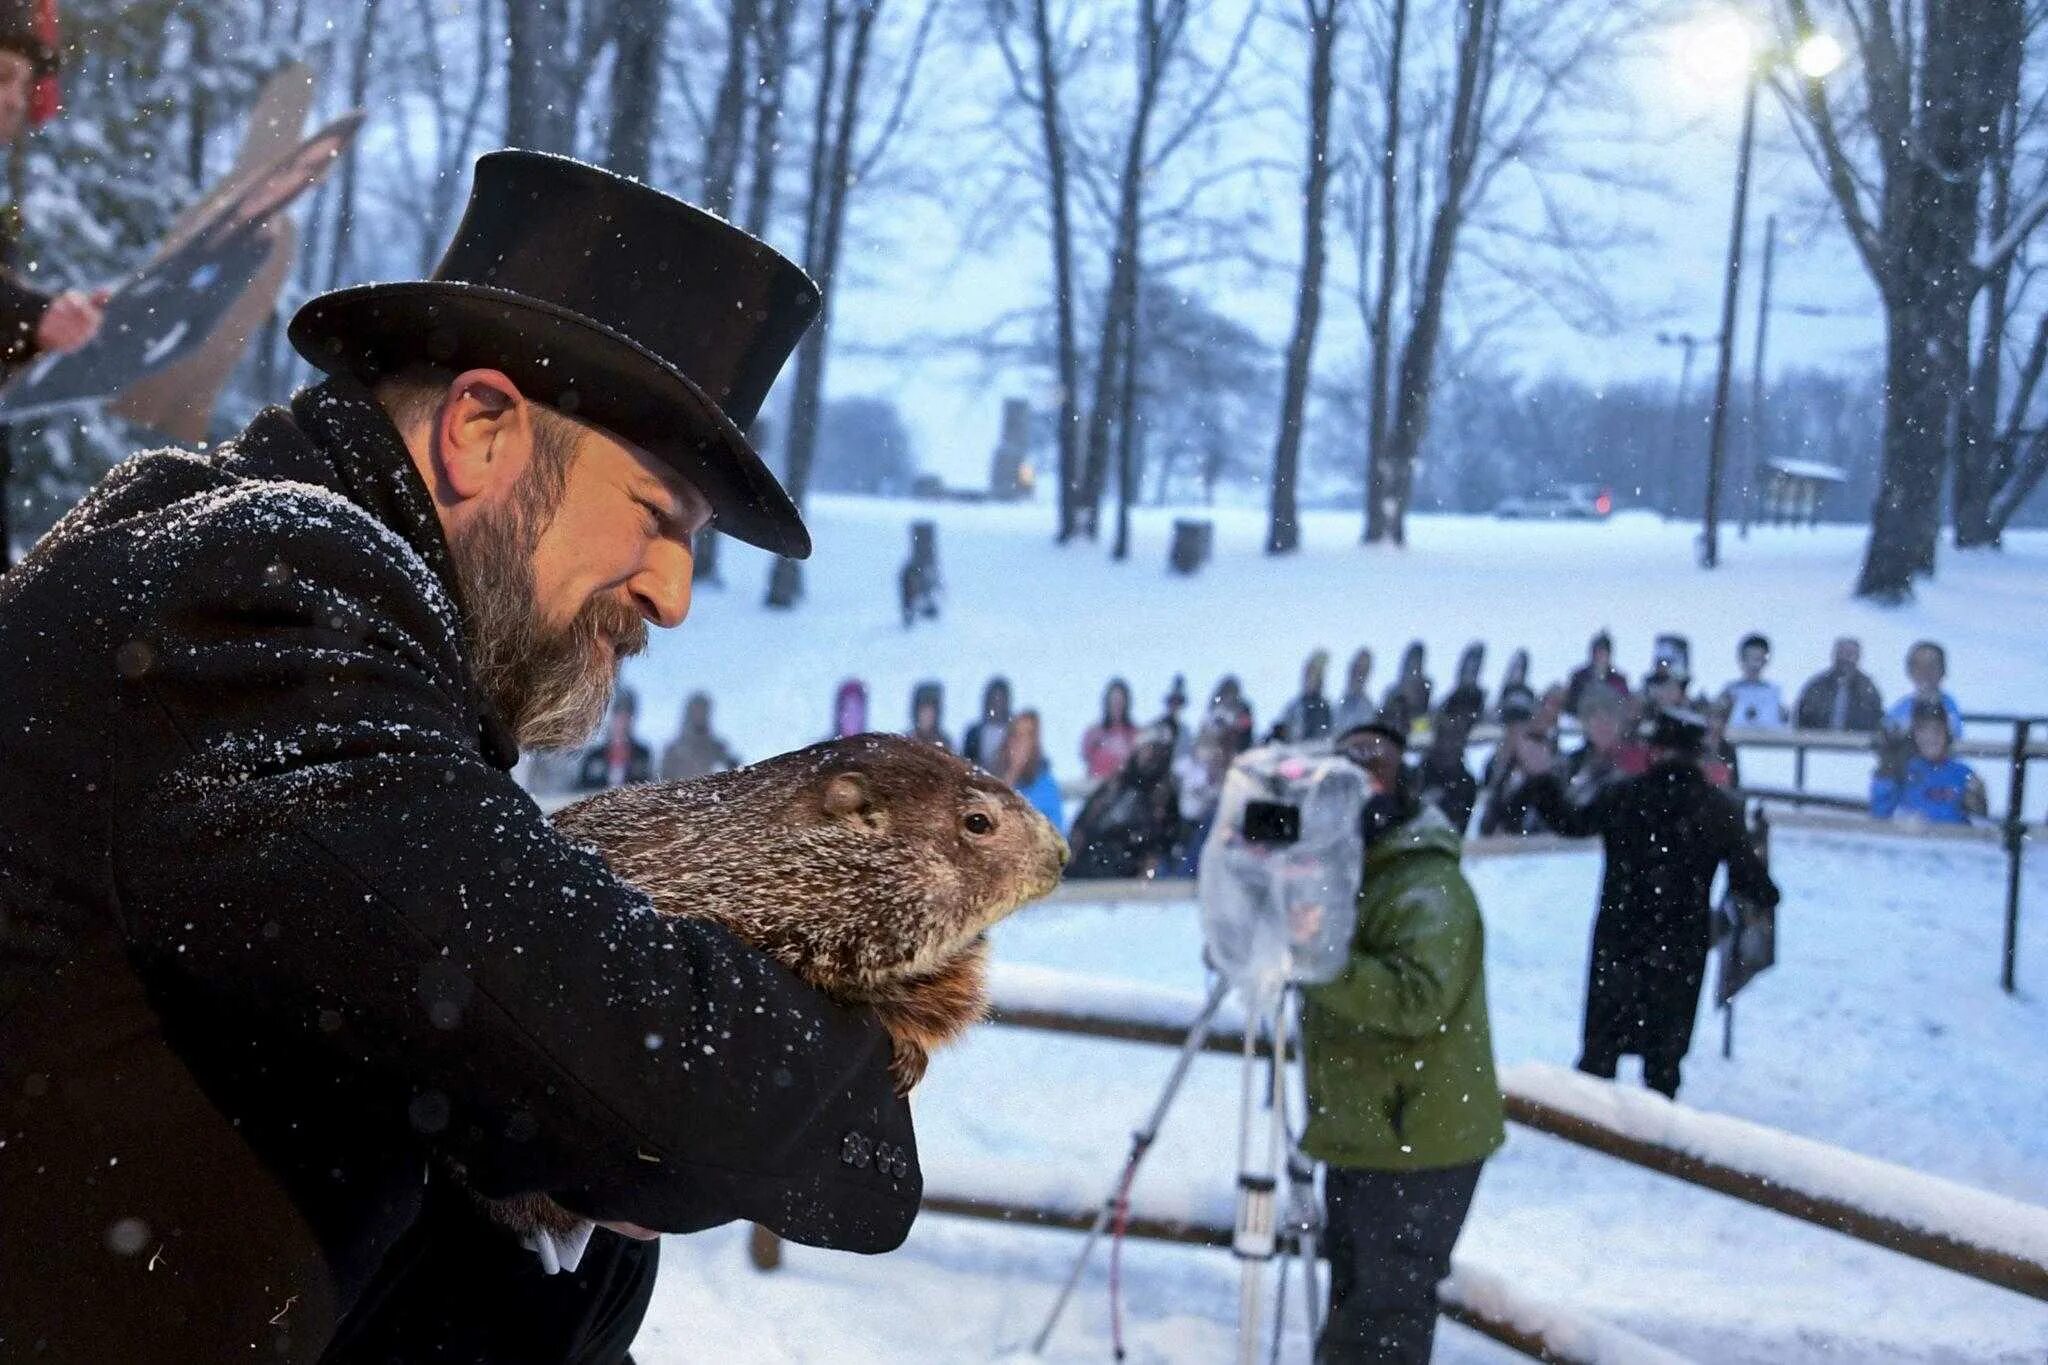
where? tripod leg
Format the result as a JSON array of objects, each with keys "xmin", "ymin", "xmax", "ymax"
[{"xmin": 1030, "ymin": 977, "xmax": 1234, "ymax": 1356}]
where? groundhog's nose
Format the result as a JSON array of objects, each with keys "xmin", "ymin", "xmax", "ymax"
[{"xmin": 1054, "ymin": 833, "xmax": 1071, "ymax": 867}]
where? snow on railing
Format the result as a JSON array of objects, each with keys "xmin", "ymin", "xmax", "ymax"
[
  {"xmin": 980, "ymin": 972, "xmax": 2048, "ymax": 1301},
  {"xmin": 1502, "ymin": 1062, "xmax": 2048, "ymax": 1301}
]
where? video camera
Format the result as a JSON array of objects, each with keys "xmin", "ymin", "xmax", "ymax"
[{"xmin": 1197, "ymin": 745, "xmax": 1370, "ymax": 1005}]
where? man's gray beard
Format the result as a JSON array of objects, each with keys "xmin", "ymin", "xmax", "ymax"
[{"xmin": 449, "ymin": 495, "xmax": 648, "ymax": 752}]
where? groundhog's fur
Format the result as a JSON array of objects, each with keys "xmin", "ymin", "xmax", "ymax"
[{"xmin": 490, "ymin": 732, "xmax": 1067, "ymax": 1240}]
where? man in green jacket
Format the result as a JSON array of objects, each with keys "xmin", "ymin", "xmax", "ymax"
[{"xmin": 1303, "ymin": 721, "xmax": 1506, "ymax": 1363}]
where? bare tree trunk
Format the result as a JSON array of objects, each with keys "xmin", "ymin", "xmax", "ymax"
[
  {"xmin": 1076, "ymin": 0, "xmax": 1183, "ymax": 541},
  {"xmin": 1025, "ymin": 0, "xmax": 1084, "ymax": 543},
  {"xmin": 768, "ymin": 0, "xmax": 880, "ymax": 609},
  {"xmin": 1362, "ymin": 0, "xmax": 1405, "ymax": 543},
  {"xmin": 1367, "ymin": 0, "xmax": 1494, "ymax": 547},
  {"xmin": 1953, "ymin": 14, "xmax": 2025, "ymax": 549},
  {"xmin": 1266, "ymin": 0, "xmax": 1342, "ymax": 556},
  {"xmin": 1111, "ymin": 293, "xmax": 1142, "ymax": 559},
  {"xmin": 324, "ymin": 0, "xmax": 383, "ymax": 293},
  {"xmin": 1852, "ymin": 0, "xmax": 2012, "ymax": 598},
  {"xmin": 606, "ymin": 0, "xmax": 672, "ymax": 182},
  {"xmin": 743, "ymin": 0, "xmax": 797, "ymax": 234},
  {"xmin": 504, "ymin": 0, "xmax": 577, "ymax": 154},
  {"xmin": 700, "ymin": 0, "xmax": 757, "ymax": 211},
  {"xmin": 700, "ymin": 0, "xmax": 798, "ymax": 588},
  {"xmin": 187, "ymin": 11, "xmax": 210, "ymax": 190}
]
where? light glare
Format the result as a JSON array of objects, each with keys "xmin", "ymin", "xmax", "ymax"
[{"xmin": 1793, "ymin": 32, "xmax": 1845, "ymax": 79}]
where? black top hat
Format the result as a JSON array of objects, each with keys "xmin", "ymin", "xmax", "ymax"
[
  {"xmin": 1645, "ymin": 706, "xmax": 1709, "ymax": 755},
  {"xmin": 290, "ymin": 151, "xmax": 820, "ymax": 558},
  {"xmin": 0, "ymin": 0, "xmax": 57, "ymax": 74}
]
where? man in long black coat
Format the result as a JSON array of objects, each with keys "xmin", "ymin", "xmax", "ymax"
[
  {"xmin": 1515, "ymin": 709, "xmax": 1778, "ymax": 1098},
  {"xmin": 0, "ymin": 153, "xmax": 915, "ymax": 1363}
]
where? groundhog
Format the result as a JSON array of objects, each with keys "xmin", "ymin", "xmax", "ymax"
[{"xmin": 488, "ymin": 732, "xmax": 1068, "ymax": 1242}]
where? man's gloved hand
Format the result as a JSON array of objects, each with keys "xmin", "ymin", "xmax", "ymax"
[{"xmin": 35, "ymin": 287, "xmax": 109, "ymax": 354}]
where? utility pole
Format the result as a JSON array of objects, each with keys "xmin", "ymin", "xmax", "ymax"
[
  {"xmin": 1739, "ymin": 214, "xmax": 1776, "ymax": 539},
  {"xmin": 1700, "ymin": 66, "xmax": 1760, "ymax": 568}
]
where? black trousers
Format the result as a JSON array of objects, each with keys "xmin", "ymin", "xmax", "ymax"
[
  {"xmin": 323, "ymin": 1182, "xmax": 659, "ymax": 1365},
  {"xmin": 1316, "ymin": 1161, "xmax": 1484, "ymax": 1365}
]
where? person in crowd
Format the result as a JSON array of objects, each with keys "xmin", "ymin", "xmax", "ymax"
[
  {"xmin": 1067, "ymin": 726, "xmax": 1183, "ymax": 879},
  {"xmin": 0, "ymin": 151, "xmax": 913, "ymax": 1360},
  {"xmin": 1491, "ymin": 649, "xmax": 1531, "ymax": 722},
  {"xmin": 1380, "ymin": 641, "xmax": 1433, "ymax": 731},
  {"xmin": 1438, "ymin": 643, "xmax": 1487, "ymax": 723},
  {"xmin": 1719, "ymin": 632, "xmax": 1788, "ymax": 729},
  {"xmin": 1171, "ymin": 720, "xmax": 1233, "ymax": 875},
  {"xmin": 827, "ymin": 676, "xmax": 870, "ymax": 740},
  {"xmin": 907, "ymin": 679, "xmax": 952, "ymax": 751},
  {"xmin": 1309, "ymin": 730, "xmax": 1504, "ymax": 1364},
  {"xmin": 1514, "ymin": 709, "xmax": 1780, "ymax": 1098},
  {"xmin": 1794, "ymin": 636, "xmax": 1884, "ymax": 732},
  {"xmin": 577, "ymin": 689, "xmax": 654, "ymax": 790},
  {"xmin": 1476, "ymin": 684, "xmax": 1551, "ymax": 837},
  {"xmin": 1000, "ymin": 708, "xmax": 1065, "ymax": 829},
  {"xmin": 1082, "ymin": 677, "xmax": 1140, "ymax": 780},
  {"xmin": 1564, "ymin": 686, "xmax": 1637, "ymax": 801},
  {"xmin": 1872, "ymin": 699, "xmax": 1988, "ymax": 825},
  {"xmin": 1701, "ymin": 698, "xmax": 1741, "ymax": 789},
  {"xmin": 1206, "ymin": 675, "xmax": 1257, "ymax": 759},
  {"xmin": 658, "ymin": 691, "xmax": 741, "ymax": 781},
  {"xmin": 1417, "ymin": 703, "xmax": 1481, "ymax": 836},
  {"xmin": 1565, "ymin": 631, "xmax": 1629, "ymax": 716},
  {"xmin": 1884, "ymin": 640, "xmax": 1964, "ymax": 740},
  {"xmin": 1642, "ymin": 657, "xmax": 1690, "ymax": 713},
  {"xmin": 961, "ymin": 674, "xmax": 1014, "ymax": 770},
  {"xmin": 1157, "ymin": 674, "xmax": 1192, "ymax": 753},
  {"xmin": 1271, "ymin": 648, "xmax": 1336, "ymax": 743},
  {"xmin": 1331, "ymin": 647, "xmax": 1377, "ymax": 737}
]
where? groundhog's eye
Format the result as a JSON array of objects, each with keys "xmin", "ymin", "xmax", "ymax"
[{"xmin": 963, "ymin": 811, "xmax": 995, "ymax": 836}]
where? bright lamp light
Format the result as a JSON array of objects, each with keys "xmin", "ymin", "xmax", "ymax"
[
  {"xmin": 1792, "ymin": 31, "xmax": 1845, "ymax": 79},
  {"xmin": 1672, "ymin": 11, "xmax": 1761, "ymax": 89}
]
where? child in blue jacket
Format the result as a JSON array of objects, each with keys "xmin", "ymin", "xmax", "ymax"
[{"xmin": 1872, "ymin": 701, "xmax": 1987, "ymax": 825}]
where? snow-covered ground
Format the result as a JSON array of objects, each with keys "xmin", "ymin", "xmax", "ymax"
[{"xmin": 618, "ymin": 502, "xmax": 2047, "ymax": 1361}]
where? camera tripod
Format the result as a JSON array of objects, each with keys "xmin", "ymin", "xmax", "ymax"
[{"xmin": 1029, "ymin": 975, "xmax": 1324, "ymax": 1364}]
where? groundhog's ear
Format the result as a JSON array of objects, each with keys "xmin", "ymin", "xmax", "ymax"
[{"xmin": 822, "ymin": 771, "xmax": 881, "ymax": 828}]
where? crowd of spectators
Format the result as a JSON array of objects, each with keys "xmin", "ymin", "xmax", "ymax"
[{"xmin": 547, "ymin": 632, "xmax": 1994, "ymax": 856}]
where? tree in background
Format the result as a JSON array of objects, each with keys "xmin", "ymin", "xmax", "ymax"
[
  {"xmin": 1775, "ymin": 0, "xmax": 2033, "ymax": 599},
  {"xmin": 1353, "ymin": 0, "xmax": 1641, "ymax": 547},
  {"xmin": 767, "ymin": 0, "xmax": 941, "ymax": 608},
  {"xmin": 1265, "ymin": 0, "xmax": 1345, "ymax": 555}
]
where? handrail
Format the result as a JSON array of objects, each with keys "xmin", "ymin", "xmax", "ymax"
[{"xmin": 978, "ymin": 970, "xmax": 2048, "ymax": 1303}]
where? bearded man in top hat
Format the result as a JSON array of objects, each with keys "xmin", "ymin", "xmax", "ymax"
[
  {"xmin": 1512, "ymin": 707, "xmax": 1778, "ymax": 1099},
  {"xmin": 0, "ymin": 151, "xmax": 916, "ymax": 1363}
]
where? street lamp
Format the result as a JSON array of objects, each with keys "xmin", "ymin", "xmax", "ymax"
[{"xmin": 1691, "ymin": 13, "xmax": 1841, "ymax": 568}]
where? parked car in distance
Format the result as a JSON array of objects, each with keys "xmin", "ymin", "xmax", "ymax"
[{"xmin": 1494, "ymin": 484, "xmax": 1613, "ymax": 520}]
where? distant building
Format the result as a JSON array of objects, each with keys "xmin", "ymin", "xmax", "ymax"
[
  {"xmin": 1759, "ymin": 458, "xmax": 1847, "ymax": 527},
  {"xmin": 989, "ymin": 397, "xmax": 1034, "ymax": 500}
]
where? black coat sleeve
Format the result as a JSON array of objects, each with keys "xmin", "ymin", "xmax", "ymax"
[
  {"xmin": 110, "ymin": 488, "xmax": 917, "ymax": 1251},
  {"xmin": 1520, "ymin": 771, "xmax": 1611, "ymax": 838},
  {"xmin": 1719, "ymin": 801, "xmax": 1781, "ymax": 910},
  {"xmin": 0, "ymin": 270, "xmax": 49, "ymax": 364}
]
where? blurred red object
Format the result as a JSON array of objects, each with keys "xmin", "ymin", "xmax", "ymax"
[{"xmin": 28, "ymin": 0, "xmax": 58, "ymax": 126}]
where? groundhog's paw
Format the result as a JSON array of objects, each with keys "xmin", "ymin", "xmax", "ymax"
[{"xmin": 887, "ymin": 1036, "xmax": 931, "ymax": 1095}]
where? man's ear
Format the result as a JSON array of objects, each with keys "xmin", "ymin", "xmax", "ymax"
[{"xmin": 433, "ymin": 368, "xmax": 533, "ymax": 503}]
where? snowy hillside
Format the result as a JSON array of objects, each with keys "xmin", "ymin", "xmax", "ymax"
[{"xmin": 619, "ymin": 504, "xmax": 2047, "ymax": 1363}]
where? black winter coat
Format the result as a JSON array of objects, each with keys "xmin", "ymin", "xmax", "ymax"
[
  {"xmin": 0, "ymin": 381, "xmax": 916, "ymax": 1363},
  {"xmin": 1793, "ymin": 667, "xmax": 1885, "ymax": 732},
  {"xmin": 1525, "ymin": 761, "xmax": 1778, "ymax": 1067}
]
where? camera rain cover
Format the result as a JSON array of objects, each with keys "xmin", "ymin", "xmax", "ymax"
[{"xmin": 1199, "ymin": 745, "xmax": 1369, "ymax": 1003}]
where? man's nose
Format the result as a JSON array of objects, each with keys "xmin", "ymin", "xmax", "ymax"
[{"xmin": 630, "ymin": 537, "xmax": 693, "ymax": 629}]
